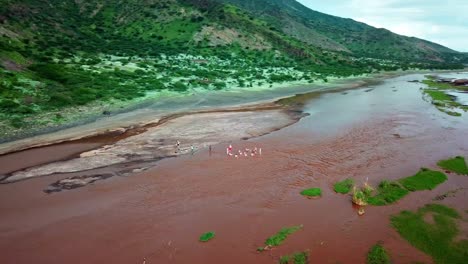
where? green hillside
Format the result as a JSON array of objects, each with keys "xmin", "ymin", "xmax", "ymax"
[
  {"xmin": 0, "ymin": 0, "xmax": 465, "ymax": 140},
  {"xmin": 220, "ymin": 0, "xmax": 462, "ymax": 62}
]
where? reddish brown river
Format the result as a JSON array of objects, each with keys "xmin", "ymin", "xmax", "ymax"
[{"xmin": 0, "ymin": 73, "xmax": 467, "ymax": 264}]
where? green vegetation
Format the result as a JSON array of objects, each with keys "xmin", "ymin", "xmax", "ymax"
[
  {"xmin": 391, "ymin": 204, "xmax": 468, "ymax": 264},
  {"xmin": 367, "ymin": 181, "xmax": 409, "ymax": 206},
  {"xmin": 437, "ymin": 156, "xmax": 468, "ymax": 175},
  {"xmin": 0, "ymin": 0, "xmax": 465, "ymax": 139},
  {"xmin": 280, "ymin": 251, "xmax": 309, "ymax": 264},
  {"xmin": 300, "ymin": 188, "xmax": 322, "ymax": 197},
  {"xmin": 265, "ymin": 225, "xmax": 303, "ymax": 247},
  {"xmin": 399, "ymin": 168, "xmax": 447, "ymax": 191},
  {"xmin": 422, "ymin": 78, "xmax": 466, "ymax": 117},
  {"xmin": 353, "ymin": 167, "xmax": 448, "ymax": 206},
  {"xmin": 199, "ymin": 231, "xmax": 215, "ymax": 242},
  {"xmin": 333, "ymin": 178, "xmax": 354, "ymax": 194},
  {"xmin": 367, "ymin": 243, "xmax": 390, "ymax": 264}
]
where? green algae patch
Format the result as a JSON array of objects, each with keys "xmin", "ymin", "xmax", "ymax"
[
  {"xmin": 280, "ymin": 251, "xmax": 309, "ymax": 264},
  {"xmin": 265, "ymin": 225, "xmax": 303, "ymax": 247},
  {"xmin": 300, "ymin": 188, "xmax": 322, "ymax": 198},
  {"xmin": 199, "ymin": 231, "xmax": 215, "ymax": 242},
  {"xmin": 367, "ymin": 181, "xmax": 409, "ymax": 206},
  {"xmin": 334, "ymin": 178, "xmax": 354, "ymax": 194},
  {"xmin": 391, "ymin": 204, "xmax": 467, "ymax": 264},
  {"xmin": 437, "ymin": 156, "xmax": 468, "ymax": 175},
  {"xmin": 367, "ymin": 243, "xmax": 390, "ymax": 264},
  {"xmin": 399, "ymin": 168, "xmax": 447, "ymax": 191}
]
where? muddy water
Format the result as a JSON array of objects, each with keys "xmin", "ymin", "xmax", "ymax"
[{"xmin": 0, "ymin": 73, "xmax": 468, "ymax": 264}]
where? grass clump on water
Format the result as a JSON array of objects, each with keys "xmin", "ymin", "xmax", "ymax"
[
  {"xmin": 399, "ymin": 168, "xmax": 447, "ymax": 191},
  {"xmin": 279, "ymin": 251, "xmax": 309, "ymax": 264},
  {"xmin": 367, "ymin": 180, "xmax": 409, "ymax": 206},
  {"xmin": 391, "ymin": 204, "xmax": 468, "ymax": 264},
  {"xmin": 199, "ymin": 231, "xmax": 215, "ymax": 242},
  {"xmin": 334, "ymin": 178, "xmax": 354, "ymax": 194},
  {"xmin": 437, "ymin": 156, "xmax": 468, "ymax": 175},
  {"xmin": 300, "ymin": 188, "xmax": 322, "ymax": 198},
  {"xmin": 265, "ymin": 225, "xmax": 303, "ymax": 247},
  {"xmin": 367, "ymin": 243, "xmax": 390, "ymax": 264}
]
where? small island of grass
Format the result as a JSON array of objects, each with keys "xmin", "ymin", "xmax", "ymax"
[
  {"xmin": 280, "ymin": 251, "xmax": 309, "ymax": 264},
  {"xmin": 421, "ymin": 77, "xmax": 466, "ymax": 117},
  {"xmin": 437, "ymin": 156, "xmax": 468, "ymax": 175},
  {"xmin": 264, "ymin": 225, "xmax": 303, "ymax": 247},
  {"xmin": 352, "ymin": 168, "xmax": 447, "ymax": 206},
  {"xmin": 367, "ymin": 243, "xmax": 390, "ymax": 264},
  {"xmin": 199, "ymin": 231, "xmax": 215, "ymax": 242},
  {"xmin": 334, "ymin": 178, "xmax": 354, "ymax": 194},
  {"xmin": 391, "ymin": 204, "xmax": 467, "ymax": 264},
  {"xmin": 399, "ymin": 168, "xmax": 447, "ymax": 191},
  {"xmin": 367, "ymin": 181, "xmax": 409, "ymax": 206},
  {"xmin": 300, "ymin": 188, "xmax": 322, "ymax": 198}
]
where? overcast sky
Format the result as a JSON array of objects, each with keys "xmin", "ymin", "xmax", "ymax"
[{"xmin": 297, "ymin": 0, "xmax": 468, "ymax": 52}]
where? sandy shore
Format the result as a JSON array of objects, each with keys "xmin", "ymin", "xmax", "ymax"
[
  {"xmin": 2, "ymin": 107, "xmax": 304, "ymax": 184},
  {"xmin": 0, "ymin": 72, "xmax": 467, "ymax": 264}
]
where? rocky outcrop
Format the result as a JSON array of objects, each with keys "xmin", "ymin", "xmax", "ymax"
[{"xmin": 452, "ymin": 79, "xmax": 468, "ymax": 86}]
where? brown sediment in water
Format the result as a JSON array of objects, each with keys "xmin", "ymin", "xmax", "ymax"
[{"xmin": 0, "ymin": 73, "xmax": 467, "ymax": 263}]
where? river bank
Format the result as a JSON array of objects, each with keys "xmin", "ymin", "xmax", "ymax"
[{"xmin": 0, "ymin": 69, "xmax": 449, "ymax": 155}]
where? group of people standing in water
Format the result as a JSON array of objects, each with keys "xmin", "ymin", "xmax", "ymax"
[
  {"xmin": 174, "ymin": 141, "xmax": 262, "ymax": 158},
  {"xmin": 226, "ymin": 144, "xmax": 262, "ymax": 158}
]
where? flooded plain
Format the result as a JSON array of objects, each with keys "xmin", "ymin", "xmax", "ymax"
[{"xmin": 0, "ymin": 73, "xmax": 467, "ymax": 264}]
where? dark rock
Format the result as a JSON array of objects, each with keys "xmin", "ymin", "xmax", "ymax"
[
  {"xmin": 44, "ymin": 173, "xmax": 113, "ymax": 194},
  {"xmin": 452, "ymin": 79, "xmax": 468, "ymax": 86},
  {"xmin": 438, "ymin": 78, "xmax": 455, "ymax": 83},
  {"xmin": 102, "ymin": 110, "xmax": 111, "ymax": 115}
]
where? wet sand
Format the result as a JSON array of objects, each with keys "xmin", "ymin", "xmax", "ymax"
[
  {"xmin": 0, "ymin": 73, "xmax": 468, "ymax": 263},
  {"xmin": 1, "ymin": 106, "xmax": 304, "ymax": 184}
]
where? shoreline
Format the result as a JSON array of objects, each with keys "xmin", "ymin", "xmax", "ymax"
[
  {"xmin": 0, "ymin": 69, "xmax": 462, "ymax": 156},
  {"xmin": 0, "ymin": 103, "xmax": 306, "ymax": 182}
]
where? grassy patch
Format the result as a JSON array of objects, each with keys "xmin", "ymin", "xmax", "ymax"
[
  {"xmin": 199, "ymin": 231, "xmax": 215, "ymax": 242},
  {"xmin": 300, "ymin": 188, "xmax": 322, "ymax": 197},
  {"xmin": 367, "ymin": 243, "xmax": 390, "ymax": 264},
  {"xmin": 422, "ymin": 78, "xmax": 465, "ymax": 117},
  {"xmin": 437, "ymin": 156, "xmax": 468, "ymax": 175},
  {"xmin": 367, "ymin": 181, "xmax": 409, "ymax": 206},
  {"xmin": 265, "ymin": 225, "xmax": 303, "ymax": 247},
  {"xmin": 391, "ymin": 204, "xmax": 467, "ymax": 264},
  {"xmin": 422, "ymin": 79, "xmax": 455, "ymax": 90},
  {"xmin": 280, "ymin": 251, "xmax": 309, "ymax": 264},
  {"xmin": 399, "ymin": 168, "xmax": 447, "ymax": 191},
  {"xmin": 425, "ymin": 89, "xmax": 453, "ymax": 101},
  {"xmin": 334, "ymin": 178, "xmax": 354, "ymax": 194}
]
